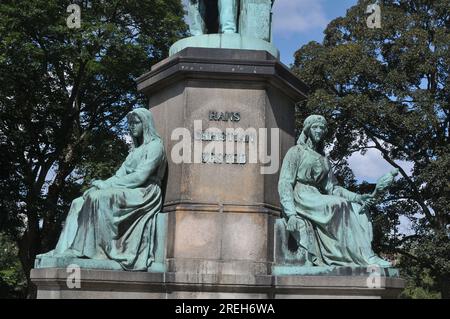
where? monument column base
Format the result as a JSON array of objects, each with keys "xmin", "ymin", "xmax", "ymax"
[
  {"xmin": 136, "ymin": 48, "xmax": 308, "ymax": 280},
  {"xmin": 169, "ymin": 34, "xmax": 280, "ymax": 58},
  {"xmin": 31, "ymin": 268, "xmax": 405, "ymax": 299}
]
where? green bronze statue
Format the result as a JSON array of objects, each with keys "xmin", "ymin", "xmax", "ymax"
[
  {"xmin": 37, "ymin": 108, "xmax": 167, "ymax": 271},
  {"xmin": 188, "ymin": 0, "xmax": 239, "ymax": 35},
  {"xmin": 278, "ymin": 115, "xmax": 398, "ymax": 268},
  {"xmin": 171, "ymin": 0, "xmax": 277, "ymax": 57},
  {"xmin": 187, "ymin": 0, "xmax": 275, "ymax": 38}
]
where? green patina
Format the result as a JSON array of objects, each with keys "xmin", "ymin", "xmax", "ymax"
[
  {"xmin": 277, "ymin": 115, "xmax": 399, "ymax": 272},
  {"xmin": 172, "ymin": 0, "xmax": 277, "ymax": 56},
  {"xmin": 36, "ymin": 108, "xmax": 167, "ymax": 272}
]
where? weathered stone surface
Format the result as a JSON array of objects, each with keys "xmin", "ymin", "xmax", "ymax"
[
  {"xmin": 32, "ymin": 47, "xmax": 406, "ymax": 300},
  {"xmin": 31, "ymin": 268, "xmax": 405, "ymax": 299},
  {"xmin": 169, "ymin": 34, "xmax": 279, "ymax": 58},
  {"xmin": 136, "ymin": 48, "xmax": 307, "ymax": 281},
  {"xmin": 164, "ymin": 205, "xmax": 274, "ymax": 275},
  {"xmin": 137, "ymin": 47, "xmax": 308, "ymax": 100},
  {"xmin": 273, "ymin": 275, "xmax": 405, "ymax": 299}
]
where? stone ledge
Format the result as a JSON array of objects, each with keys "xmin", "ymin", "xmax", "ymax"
[
  {"xmin": 168, "ymin": 34, "xmax": 280, "ymax": 59},
  {"xmin": 31, "ymin": 268, "xmax": 405, "ymax": 299},
  {"xmin": 163, "ymin": 200, "xmax": 282, "ymax": 216},
  {"xmin": 166, "ymin": 258, "xmax": 271, "ymax": 276},
  {"xmin": 272, "ymin": 265, "xmax": 400, "ymax": 277},
  {"xmin": 136, "ymin": 47, "xmax": 309, "ymax": 101}
]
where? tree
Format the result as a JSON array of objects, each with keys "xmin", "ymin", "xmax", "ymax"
[
  {"xmin": 292, "ymin": 0, "xmax": 449, "ymax": 298},
  {"xmin": 0, "ymin": 232, "xmax": 27, "ymax": 299},
  {"xmin": 0, "ymin": 0, "xmax": 187, "ymax": 297}
]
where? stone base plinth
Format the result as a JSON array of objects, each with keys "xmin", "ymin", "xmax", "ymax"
[
  {"xmin": 169, "ymin": 34, "xmax": 279, "ymax": 58},
  {"xmin": 31, "ymin": 268, "xmax": 405, "ymax": 299},
  {"xmin": 136, "ymin": 48, "xmax": 308, "ymax": 278}
]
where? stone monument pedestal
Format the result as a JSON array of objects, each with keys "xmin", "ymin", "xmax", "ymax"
[
  {"xmin": 31, "ymin": 268, "xmax": 404, "ymax": 299},
  {"xmin": 135, "ymin": 47, "xmax": 307, "ymax": 280},
  {"xmin": 169, "ymin": 34, "xmax": 279, "ymax": 58},
  {"xmin": 31, "ymin": 47, "xmax": 405, "ymax": 299}
]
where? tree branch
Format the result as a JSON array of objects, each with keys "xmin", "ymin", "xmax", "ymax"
[{"xmin": 363, "ymin": 127, "xmax": 436, "ymax": 228}]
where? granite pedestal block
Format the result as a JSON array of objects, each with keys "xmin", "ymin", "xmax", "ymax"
[
  {"xmin": 136, "ymin": 47, "xmax": 308, "ymax": 278},
  {"xmin": 170, "ymin": 34, "xmax": 279, "ymax": 58},
  {"xmin": 31, "ymin": 268, "xmax": 405, "ymax": 299},
  {"xmin": 31, "ymin": 47, "xmax": 406, "ymax": 299}
]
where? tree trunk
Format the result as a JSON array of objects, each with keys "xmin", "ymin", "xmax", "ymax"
[
  {"xmin": 18, "ymin": 230, "xmax": 38, "ymax": 299},
  {"xmin": 439, "ymin": 276, "xmax": 450, "ymax": 299}
]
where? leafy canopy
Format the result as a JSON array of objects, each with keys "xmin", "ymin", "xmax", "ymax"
[
  {"xmin": 293, "ymin": 0, "xmax": 449, "ymax": 298},
  {"xmin": 0, "ymin": 0, "xmax": 187, "ymax": 296}
]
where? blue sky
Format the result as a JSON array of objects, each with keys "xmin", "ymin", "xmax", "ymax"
[{"xmin": 272, "ymin": 0, "xmax": 358, "ymax": 65}]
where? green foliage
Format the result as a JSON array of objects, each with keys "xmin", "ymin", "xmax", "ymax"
[
  {"xmin": 0, "ymin": 233, "xmax": 26, "ymax": 298},
  {"xmin": 293, "ymin": 0, "xmax": 449, "ymax": 298},
  {"xmin": 0, "ymin": 0, "xmax": 187, "ymax": 297},
  {"xmin": 399, "ymin": 255, "xmax": 443, "ymax": 299}
]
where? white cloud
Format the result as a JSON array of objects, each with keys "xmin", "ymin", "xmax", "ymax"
[
  {"xmin": 348, "ymin": 148, "xmax": 414, "ymax": 182},
  {"xmin": 397, "ymin": 215, "xmax": 415, "ymax": 235},
  {"xmin": 272, "ymin": 0, "xmax": 328, "ymax": 38}
]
